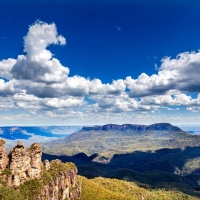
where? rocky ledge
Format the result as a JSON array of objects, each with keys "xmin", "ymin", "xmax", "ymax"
[{"xmin": 0, "ymin": 140, "xmax": 81, "ymax": 200}]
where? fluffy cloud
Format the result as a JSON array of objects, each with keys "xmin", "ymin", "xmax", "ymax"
[
  {"xmin": 0, "ymin": 21, "xmax": 125, "ymax": 105},
  {"xmin": 140, "ymin": 92, "xmax": 200, "ymax": 107},
  {"xmin": 0, "ymin": 58, "xmax": 16, "ymax": 79},
  {"xmin": 0, "ymin": 79, "xmax": 16, "ymax": 96},
  {"xmin": 3, "ymin": 21, "xmax": 125, "ymax": 100},
  {"xmin": 1, "ymin": 20, "xmax": 200, "ymax": 122},
  {"xmin": 88, "ymin": 93, "xmax": 159, "ymax": 113},
  {"xmin": 42, "ymin": 98, "xmax": 83, "ymax": 109},
  {"xmin": 125, "ymin": 51, "xmax": 200, "ymax": 97},
  {"xmin": 11, "ymin": 21, "xmax": 69, "ymax": 83},
  {"xmin": 13, "ymin": 90, "xmax": 84, "ymax": 112}
]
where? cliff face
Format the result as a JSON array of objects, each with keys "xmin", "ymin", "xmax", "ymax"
[
  {"xmin": 0, "ymin": 141, "xmax": 81, "ymax": 200},
  {"xmin": 0, "ymin": 140, "xmax": 8, "ymax": 171},
  {"xmin": 82, "ymin": 123, "xmax": 182, "ymax": 132},
  {"xmin": 8, "ymin": 141, "xmax": 42, "ymax": 186},
  {"xmin": 82, "ymin": 124, "xmax": 146, "ymax": 131},
  {"xmin": 38, "ymin": 160, "xmax": 81, "ymax": 200}
]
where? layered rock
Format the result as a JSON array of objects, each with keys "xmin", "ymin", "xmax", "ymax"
[
  {"xmin": 8, "ymin": 141, "xmax": 42, "ymax": 186},
  {"xmin": 29, "ymin": 143, "xmax": 43, "ymax": 179},
  {"xmin": 82, "ymin": 124, "xmax": 146, "ymax": 131},
  {"xmin": 82, "ymin": 123, "xmax": 182, "ymax": 132},
  {"xmin": 0, "ymin": 140, "xmax": 81, "ymax": 200},
  {"xmin": 43, "ymin": 159, "xmax": 50, "ymax": 170},
  {"xmin": 0, "ymin": 140, "xmax": 8, "ymax": 172},
  {"xmin": 37, "ymin": 160, "xmax": 81, "ymax": 200}
]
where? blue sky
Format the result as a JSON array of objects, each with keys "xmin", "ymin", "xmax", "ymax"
[{"xmin": 1, "ymin": 0, "xmax": 200, "ymax": 125}]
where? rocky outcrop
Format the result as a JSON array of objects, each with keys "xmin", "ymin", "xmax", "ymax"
[
  {"xmin": 43, "ymin": 159, "xmax": 50, "ymax": 170},
  {"xmin": 8, "ymin": 141, "xmax": 42, "ymax": 186},
  {"xmin": 0, "ymin": 140, "xmax": 8, "ymax": 172},
  {"xmin": 82, "ymin": 123, "xmax": 182, "ymax": 132},
  {"xmin": 37, "ymin": 160, "xmax": 81, "ymax": 200},
  {"xmin": 0, "ymin": 141, "xmax": 81, "ymax": 200}
]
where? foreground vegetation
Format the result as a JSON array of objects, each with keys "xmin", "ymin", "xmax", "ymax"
[
  {"xmin": 0, "ymin": 174, "xmax": 199, "ymax": 200},
  {"xmin": 42, "ymin": 146, "xmax": 200, "ymax": 198},
  {"xmin": 79, "ymin": 176, "xmax": 199, "ymax": 200}
]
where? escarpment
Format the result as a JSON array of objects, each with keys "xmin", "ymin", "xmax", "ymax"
[
  {"xmin": 0, "ymin": 140, "xmax": 81, "ymax": 200},
  {"xmin": 81, "ymin": 123, "xmax": 182, "ymax": 131}
]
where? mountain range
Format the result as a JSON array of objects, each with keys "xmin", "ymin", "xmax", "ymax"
[
  {"xmin": 42, "ymin": 123, "xmax": 200, "ymax": 157},
  {"xmin": 1, "ymin": 123, "xmax": 200, "ymax": 198},
  {"xmin": 42, "ymin": 123, "xmax": 200, "ymax": 198}
]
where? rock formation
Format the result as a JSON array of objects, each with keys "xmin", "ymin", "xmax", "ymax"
[
  {"xmin": 0, "ymin": 140, "xmax": 81, "ymax": 200},
  {"xmin": 37, "ymin": 160, "xmax": 81, "ymax": 200},
  {"xmin": 8, "ymin": 141, "xmax": 42, "ymax": 186},
  {"xmin": 0, "ymin": 140, "xmax": 8, "ymax": 172},
  {"xmin": 43, "ymin": 159, "xmax": 50, "ymax": 170},
  {"xmin": 82, "ymin": 123, "xmax": 182, "ymax": 131}
]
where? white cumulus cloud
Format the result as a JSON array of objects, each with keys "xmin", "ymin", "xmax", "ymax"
[
  {"xmin": 1, "ymin": 20, "xmax": 200, "ymax": 122},
  {"xmin": 125, "ymin": 51, "xmax": 200, "ymax": 97}
]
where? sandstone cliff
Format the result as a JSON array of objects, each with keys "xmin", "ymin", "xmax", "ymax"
[
  {"xmin": 8, "ymin": 141, "xmax": 42, "ymax": 186},
  {"xmin": 81, "ymin": 123, "xmax": 182, "ymax": 131},
  {"xmin": 37, "ymin": 159, "xmax": 81, "ymax": 200},
  {"xmin": 0, "ymin": 140, "xmax": 8, "ymax": 171},
  {"xmin": 0, "ymin": 140, "xmax": 81, "ymax": 200}
]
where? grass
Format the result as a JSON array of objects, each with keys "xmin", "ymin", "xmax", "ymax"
[{"xmin": 79, "ymin": 176, "xmax": 200, "ymax": 200}]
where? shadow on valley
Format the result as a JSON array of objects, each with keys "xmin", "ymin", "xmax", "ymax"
[{"xmin": 42, "ymin": 146, "xmax": 200, "ymax": 198}]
